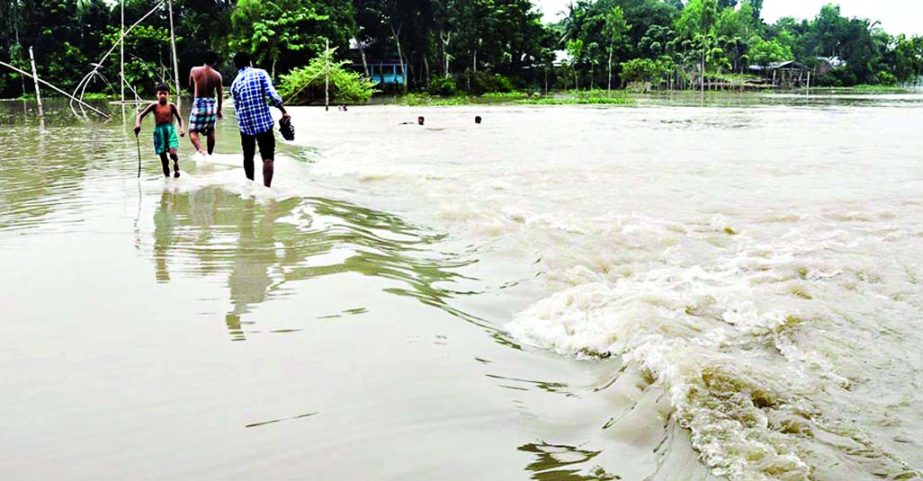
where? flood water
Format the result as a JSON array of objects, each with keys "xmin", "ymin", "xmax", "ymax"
[{"xmin": 1, "ymin": 93, "xmax": 922, "ymax": 481}]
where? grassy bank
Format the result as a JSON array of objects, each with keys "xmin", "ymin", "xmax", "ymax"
[
  {"xmin": 811, "ymin": 84, "xmax": 916, "ymax": 94},
  {"xmin": 386, "ymin": 84, "xmax": 923, "ymax": 107},
  {"xmin": 396, "ymin": 89, "xmax": 635, "ymax": 107}
]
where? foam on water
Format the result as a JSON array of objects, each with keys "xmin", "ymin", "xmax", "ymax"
[
  {"xmin": 299, "ymin": 103, "xmax": 923, "ymax": 480},
  {"xmin": 506, "ymin": 212, "xmax": 923, "ymax": 480}
]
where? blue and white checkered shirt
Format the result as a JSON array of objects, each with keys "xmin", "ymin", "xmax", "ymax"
[{"xmin": 231, "ymin": 67, "xmax": 283, "ymax": 136}]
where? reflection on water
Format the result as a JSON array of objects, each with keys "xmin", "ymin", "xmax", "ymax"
[
  {"xmin": 0, "ymin": 125, "xmax": 95, "ymax": 231},
  {"xmin": 153, "ymin": 191, "xmax": 180, "ymax": 282},
  {"xmin": 146, "ymin": 186, "xmax": 478, "ymax": 340},
  {"xmin": 519, "ymin": 442, "xmax": 617, "ymax": 481},
  {"xmin": 224, "ymin": 198, "xmax": 280, "ymax": 339}
]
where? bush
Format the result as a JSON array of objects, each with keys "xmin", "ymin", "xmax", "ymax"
[
  {"xmin": 817, "ymin": 67, "xmax": 857, "ymax": 87},
  {"xmin": 428, "ymin": 76, "xmax": 458, "ymax": 96},
  {"xmin": 463, "ymin": 71, "xmax": 515, "ymax": 95},
  {"xmin": 620, "ymin": 58, "xmax": 673, "ymax": 88},
  {"xmin": 877, "ymin": 71, "xmax": 898, "ymax": 86},
  {"xmin": 278, "ymin": 50, "xmax": 376, "ymax": 105}
]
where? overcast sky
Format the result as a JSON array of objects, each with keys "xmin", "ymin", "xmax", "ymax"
[{"xmin": 535, "ymin": 0, "xmax": 923, "ymax": 36}]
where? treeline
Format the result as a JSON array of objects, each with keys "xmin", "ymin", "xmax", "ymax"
[{"xmin": 1, "ymin": 0, "xmax": 922, "ymax": 100}]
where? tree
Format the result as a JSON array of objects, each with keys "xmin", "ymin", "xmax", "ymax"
[
  {"xmin": 620, "ymin": 57, "xmax": 671, "ymax": 87},
  {"xmin": 676, "ymin": 0, "xmax": 719, "ymax": 90},
  {"xmin": 566, "ymin": 38, "xmax": 584, "ymax": 91},
  {"xmin": 748, "ymin": 36, "xmax": 792, "ymax": 65},
  {"xmin": 230, "ymin": 0, "xmax": 354, "ymax": 78},
  {"xmin": 892, "ymin": 35, "xmax": 923, "ymax": 84},
  {"xmin": 603, "ymin": 6, "xmax": 629, "ymax": 92},
  {"xmin": 715, "ymin": 1, "xmax": 758, "ymax": 72},
  {"xmin": 278, "ymin": 46, "xmax": 375, "ymax": 104}
]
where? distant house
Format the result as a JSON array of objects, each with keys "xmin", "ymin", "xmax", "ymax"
[
  {"xmin": 552, "ymin": 50, "xmax": 571, "ymax": 67},
  {"xmin": 748, "ymin": 60, "xmax": 811, "ymax": 88},
  {"xmin": 348, "ymin": 39, "xmax": 407, "ymax": 87},
  {"xmin": 363, "ymin": 59, "xmax": 407, "ymax": 87},
  {"xmin": 816, "ymin": 56, "xmax": 847, "ymax": 75},
  {"xmin": 350, "ymin": 58, "xmax": 406, "ymax": 87}
]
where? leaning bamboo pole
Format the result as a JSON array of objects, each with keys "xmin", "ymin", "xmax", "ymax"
[
  {"xmin": 0, "ymin": 60, "xmax": 111, "ymax": 118},
  {"xmin": 167, "ymin": 0, "xmax": 181, "ymax": 111},
  {"xmin": 70, "ymin": 1, "xmax": 165, "ymax": 118},
  {"xmin": 28, "ymin": 47, "xmax": 44, "ymax": 119}
]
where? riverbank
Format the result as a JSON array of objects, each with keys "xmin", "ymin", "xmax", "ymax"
[{"xmin": 4, "ymin": 85, "xmax": 919, "ymax": 111}]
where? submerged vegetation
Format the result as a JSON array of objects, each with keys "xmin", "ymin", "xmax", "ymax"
[{"xmin": 1, "ymin": 0, "xmax": 922, "ymax": 102}]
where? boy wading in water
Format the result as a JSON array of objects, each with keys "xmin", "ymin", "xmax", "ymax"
[
  {"xmin": 188, "ymin": 50, "xmax": 223, "ymax": 158},
  {"xmin": 134, "ymin": 83, "xmax": 185, "ymax": 178}
]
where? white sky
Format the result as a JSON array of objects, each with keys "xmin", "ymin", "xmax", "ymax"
[{"xmin": 536, "ymin": 0, "xmax": 923, "ymax": 36}]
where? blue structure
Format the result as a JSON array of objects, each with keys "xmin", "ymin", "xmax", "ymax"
[{"xmin": 358, "ymin": 59, "xmax": 407, "ymax": 87}]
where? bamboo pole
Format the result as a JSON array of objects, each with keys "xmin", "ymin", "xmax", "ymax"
[
  {"xmin": 120, "ymin": 0, "xmax": 125, "ymax": 104},
  {"xmin": 28, "ymin": 47, "xmax": 44, "ymax": 119},
  {"xmin": 167, "ymin": 0, "xmax": 181, "ymax": 111},
  {"xmin": 325, "ymin": 38, "xmax": 330, "ymax": 112},
  {"xmin": 0, "ymin": 60, "xmax": 111, "ymax": 118},
  {"xmin": 70, "ymin": 0, "xmax": 165, "ymax": 117}
]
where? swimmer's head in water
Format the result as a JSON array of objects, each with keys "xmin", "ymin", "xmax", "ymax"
[
  {"xmin": 155, "ymin": 83, "xmax": 170, "ymax": 104},
  {"xmin": 418, "ymin": 116, "xmax": 425, "ymax": 125},
  {"xmin": 475, "ymin": 116, "xmax": 482, "ymax": 124}
]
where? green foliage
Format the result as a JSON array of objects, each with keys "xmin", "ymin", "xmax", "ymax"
[
  {"xmin": 675, "ymin": 0, "xmax": 718, "ymax": 39},
  {"xmin": 400, "ymin": 93, "xmax": 467, "ymax": 106},
  {"xmin": 230, "ymin": 0, "xmax": 354, "ymax": 77},
  {"xmin": 277, "ymin": 48, "xmax": 375, "ymax": 105},
  {"xmin": 522, "ymin": 89, "xmax": 633, "ymax": 105},
  {"xmin": 748, "ymin": 36, "xmax": 793, "ymax": 65},
  {"xmin": 816, "ymin": 67, "xmax": 857, "ymax": 87},
  {"xmin": 3, "ymin": 0, "xmax": 923, "ymax": 98},
  {"xmin": 620, "ymin": 58, "xmax": 672, "ymax": 86},
  {"xmin": 396, "ymin": 89, "xmax": 632, "ymax": 106},
  {"xmin": 427, "ymin": 76, "xmax": 458, "ymax": 96},
  {"xmin": 876, "ymin": 71, "xmax": 897, "ymax": 86},
  {"xmin": 103, "ymin": 24, "xmax": 176, "ymax": 94},
  {"xmin": 463, "ymin": 71, "xmax": 515, "ymax": 95}
]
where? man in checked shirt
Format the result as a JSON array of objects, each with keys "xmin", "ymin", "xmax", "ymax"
[{"xmin": 230, "ymin": 52, "xmax": 291, "ymax": 187}]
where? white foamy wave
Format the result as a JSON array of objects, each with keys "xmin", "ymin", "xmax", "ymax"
[
  {"xmin": 297, "ymin": 105, "xmax": 923, "ymax": 480},
  {"xmin": 507, "ymin": 224, "xmax": 923, "ymax": 481}
]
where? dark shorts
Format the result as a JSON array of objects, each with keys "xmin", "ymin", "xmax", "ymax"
[{"xmin": 240, "ymin": 130, "xmax": 275, "ymax": 162}]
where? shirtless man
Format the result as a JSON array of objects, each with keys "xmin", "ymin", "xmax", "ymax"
[{"xmin": 188, "ymin": 50, "xmax": 223, "ymax": 157}]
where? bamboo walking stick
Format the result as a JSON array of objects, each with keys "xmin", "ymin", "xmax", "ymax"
[{"xmin": 136, "ymin": 134, "xmax": 142, "ymax": 178}]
